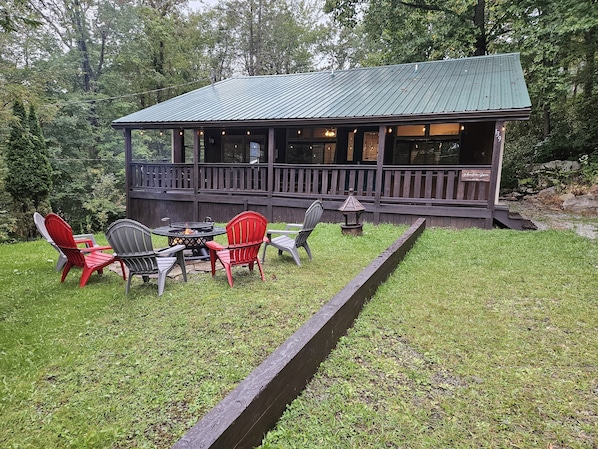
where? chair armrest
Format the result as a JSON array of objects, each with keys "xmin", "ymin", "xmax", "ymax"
[
  {"xmin": 205, "ymin": 240, "xmax": 224, "ymax": 251},
  {"xmin": 81, "ymin": 245, "xmax": 112, "ymax": 253},
  {"xmin": 74, "ymin": 237, "xmax": 96, "ymax": 248},
  {"xmin": 74, "ymin": 233, "xmax": 97, "ymax": 247},
  {"xmin": 284, "ymin": 223, "xmax": 302, "ymax": 230},
  {"xmin": 266, "ymin": 229, "xmax": 299, "ymax": 238},
  {"xmin": 155, "ymin": 244, "xmax": 186, "ymax": 257}
]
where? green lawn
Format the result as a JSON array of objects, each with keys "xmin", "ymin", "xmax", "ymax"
[
  {"xmin": 0, "ymin": 222, "xmax": 402, "ymax": 448},
  {"xmin": 259, "ymin": 227, "xmax": 598, "ymax": 449},
  {"xmin": 2, "ymin": 224, "xmax": 596, "ymax": 448}
]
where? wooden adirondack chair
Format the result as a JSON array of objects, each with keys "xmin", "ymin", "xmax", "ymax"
[
  {"xmin": 205, "ymin": 211, "xmax": 269, "ymax": 287},
  {"xmin": 106, "ymin": 219, "xmax": 187, "ymax": 296},
  {"xmin": 44, "ymin": 213, "xmax": 126, "ymax": 287},
  {"xmin": 262, "ymin": 199, "xmax": 324, "ymax": 266},
  {"xmin": 34, "ymin": 212, "xmax": 98, "ymax": 271}
]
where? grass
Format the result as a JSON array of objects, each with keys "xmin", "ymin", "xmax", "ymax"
[
  {"xmin": 0, "ymin": 222, "xmax": 402, "ymax": 449},
  {"xmin": 258, "ymin": 227, "xmax": 598, "ymax": 449}
]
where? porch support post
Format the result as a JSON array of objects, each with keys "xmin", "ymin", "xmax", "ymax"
[
  {"xmin": 172, "ymin": 129, "xmax": 184, "ymax": 163},
  {"xmin": 267, "ymin": 127, "xmax": 275, "ymax": 219},
  {"xmin": 124, "ymin": 128, "xmax": 132, "ymax": 218},
  {"xmin": 193, "ymin": 129, "xmax": 201, "ymax": 220},
  {"xmin": 374, "ymin": 125, "xmax": 386, "ymax": 224},
  {"xmin": 487, "ymin": 121, "xmax": 506, "ymax": 228}
]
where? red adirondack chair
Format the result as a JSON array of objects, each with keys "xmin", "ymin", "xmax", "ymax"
[
  {"xmin": 205, "ymin": 211, "xmax": 269, "ymax": 287},
  {"xmin": 44, "ymin": 213, "xmax": 126, "ymax": 287}
]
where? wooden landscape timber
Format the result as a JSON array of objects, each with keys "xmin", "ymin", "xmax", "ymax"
[{"xmin": 172, "ymin": 218, "xmax": 426, "ymax": 449}]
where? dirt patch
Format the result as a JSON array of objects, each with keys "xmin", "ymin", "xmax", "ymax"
[
  {"xmin": 503, "ymin": 195, "xmax": 597, "ymax": 239},
  {"xmin": 108, "ymin": 258, "xmax": 218, "ymax": 279}
]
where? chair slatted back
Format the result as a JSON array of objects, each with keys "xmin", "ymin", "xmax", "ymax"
[
  {"xmin": 34, "ymin": 212, "xmax": 52, "ymax": 243},
  {"xmin": 44, "ymin": 213, "xmax": 87, "ymax": 268},
  {"xmin": 226, "ymin": 211, "xmax": 268, "ymax": 265},
  {"xmin": 106, "ymin": 219, "xmax": 159, "ymax": 274},
  {"xmin": 294, "ymin": 200, "xmax": 324, "ymax": 248}
]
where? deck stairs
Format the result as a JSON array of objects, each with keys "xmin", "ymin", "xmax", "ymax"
[{"xmin": 493, "ymin": 205, "xmax": 537, "ymax": 230}]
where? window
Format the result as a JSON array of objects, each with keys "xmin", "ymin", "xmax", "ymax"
[
  {"xmin": 393, "ymin": 123, "xmax": 461, "ymax": 165},
  {"xmin": 223, "ymin": 135, "xmax": 266, "ymax": 163},
  {"xmin": 362, "ymin": 132, "xmax": 379, "ymax": 161},
  {"xmin": 287, "ymin": 143, "xmax": 336, "ymax": 164},
  {"xmin": 287, "ymin": 127, "xmax": 337, "ymax": 164}
]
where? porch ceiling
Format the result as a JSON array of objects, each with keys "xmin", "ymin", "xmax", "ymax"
[{"xmin": 112, "ymin": 53, "xmax": 531, "ymax": 129}]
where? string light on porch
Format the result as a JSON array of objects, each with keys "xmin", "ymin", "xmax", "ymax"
[{"xmin": 324, "ymin": 128, "xmax": 336, "ymax": 138}]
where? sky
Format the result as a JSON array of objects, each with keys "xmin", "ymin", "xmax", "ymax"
[{"xmin": 188, "ymin": 0, "xmax": 216, "ymax": 12}]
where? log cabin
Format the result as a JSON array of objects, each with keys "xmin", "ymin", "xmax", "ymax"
[{"xmin": 112, "ymin": 53, "xmax": 532, "ymax": 229}]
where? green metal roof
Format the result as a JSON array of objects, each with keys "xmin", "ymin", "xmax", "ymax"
[{"xmin": 112, "ymin": 53, "xmax": 531, "ymax": 128}]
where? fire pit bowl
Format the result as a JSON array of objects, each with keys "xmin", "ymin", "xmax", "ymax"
[
  {"xmin": 152, "ymin": 220, "xmax": 225, "ymax": 260},
  {"xmin": 169, "ymin": 222, "xmax": 214, "ymax": 233}
]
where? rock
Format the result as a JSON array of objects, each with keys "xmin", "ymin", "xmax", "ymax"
[
  {"xmin": 558, "ymin": 193, "xmax": 575, "ymax": 203},
  {"xmin": 500, "ymin": 191, "xmax": 524, "ymax": 201},
  {"xmin": 531, "ymin": 160, "xmax": 581, "ymax": 172},
  {"xmin": 537, "ymin": 186, "xmax": 557, "ymax": 200},
  {"xmin": 562, "ymin": 194, "xmax": 598, "ymax": 214}
]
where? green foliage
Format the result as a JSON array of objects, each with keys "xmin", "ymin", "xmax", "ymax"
[
  {"xmin": 0, "ymin": 0, "xmax": 41, "ymax": 32},
  {"xmin": 3, "ymin": 100, "xmax": 52, "ymax": 237},
  {"xmin": 578, "ymin": 153, "xmax": 598, "ymax": 186},
  {"xmin": 0, "ymin": 173, "xmax": 17, "ymax": 243},
  {"xmin": 83, "ymin": 169, "xmax": 126, "ymax": 230}
]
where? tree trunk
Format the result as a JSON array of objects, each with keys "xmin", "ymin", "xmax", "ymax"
[
  {"xmin": 473, "ymin": 0, "xmax": 487, "ymax": 56},
  {"xmin": 543, "ymin": 105, "xmax": 551, "ymax": 139},
  {"xmin": 582, "ymin": 31, "xmax": 595, "ymax": 101},
  {"xmin": 71, "ymin": 0, "xmax": 94, "ymax": 92}
]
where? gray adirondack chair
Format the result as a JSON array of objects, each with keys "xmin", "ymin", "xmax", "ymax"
[
  {"xmin": 34, "ymin": 211, "xmax": 98, "ymax": 271},
  {"xmin": 262, "ymin": 199, "xmax": 324, "ymax": 266},
  {"xmin": 106, "ymin": 219, "xmax": 187, "ymax": 296}
]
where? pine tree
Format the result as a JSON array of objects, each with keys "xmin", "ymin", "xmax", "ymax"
[
  {"xmin": 4, "ymin": 100, "xmax": 53, "ymax": 238},
  {"xmin": 26, "ymin": 104, "xmax": 52, "ymax": 208},
  {"xmin": 5, "ymin": 99, "xmax": 34, "ymax": 209}
]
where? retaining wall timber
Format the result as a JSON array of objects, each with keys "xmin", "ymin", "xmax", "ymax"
[{"xmin": 173, "ymin": 217, "xmax": 427, "ymax": 449}]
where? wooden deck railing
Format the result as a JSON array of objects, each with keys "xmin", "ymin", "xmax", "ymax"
[
  {"xmin": 130, "ymin": 162, "xmax": 194, "ymax": 190},
  {"xmin": 129, "ymin": 162, "xmax": 491, "ymax": 203},
  {"xmin": 201, "ymin": 164, "xmax": 267, "ymax": 193}
]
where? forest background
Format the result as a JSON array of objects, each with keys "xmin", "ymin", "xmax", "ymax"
[{"xmin": 0, "ymin": 0, "xmax": 596, "ymax": 241}]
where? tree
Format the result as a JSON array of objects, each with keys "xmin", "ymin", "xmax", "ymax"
[
  {"xmin": 4, "ymin": 100, "xmax": 52, "ymax": 237},
  {"xmin": 210, "ymin": 0, "xmax": 325, "ymax": 76},
  {"xmin": 324, "ymin": 0, "xmax": 515, "ymax": 62},
  {"xmin": 497, "ymin": 0, "xmax": 598, "ymax": 163},
  {"xmin": 0, "ymin": 0, "xmax": 41, "ymax": 32}
]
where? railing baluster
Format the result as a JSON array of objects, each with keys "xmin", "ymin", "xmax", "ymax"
[{"xmin": 424, "ymin": 170, "xmax": 434, "ymax": 199}]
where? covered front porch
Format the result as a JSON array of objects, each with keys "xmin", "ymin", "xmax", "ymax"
[{"xmin": 124, "ymin": 123, "xmax": 506, "ymax": 229}]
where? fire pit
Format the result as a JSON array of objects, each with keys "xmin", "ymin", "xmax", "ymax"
[{"xmin": 152, "ymin": 219, "xmax": 226, "ymax": 260}]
